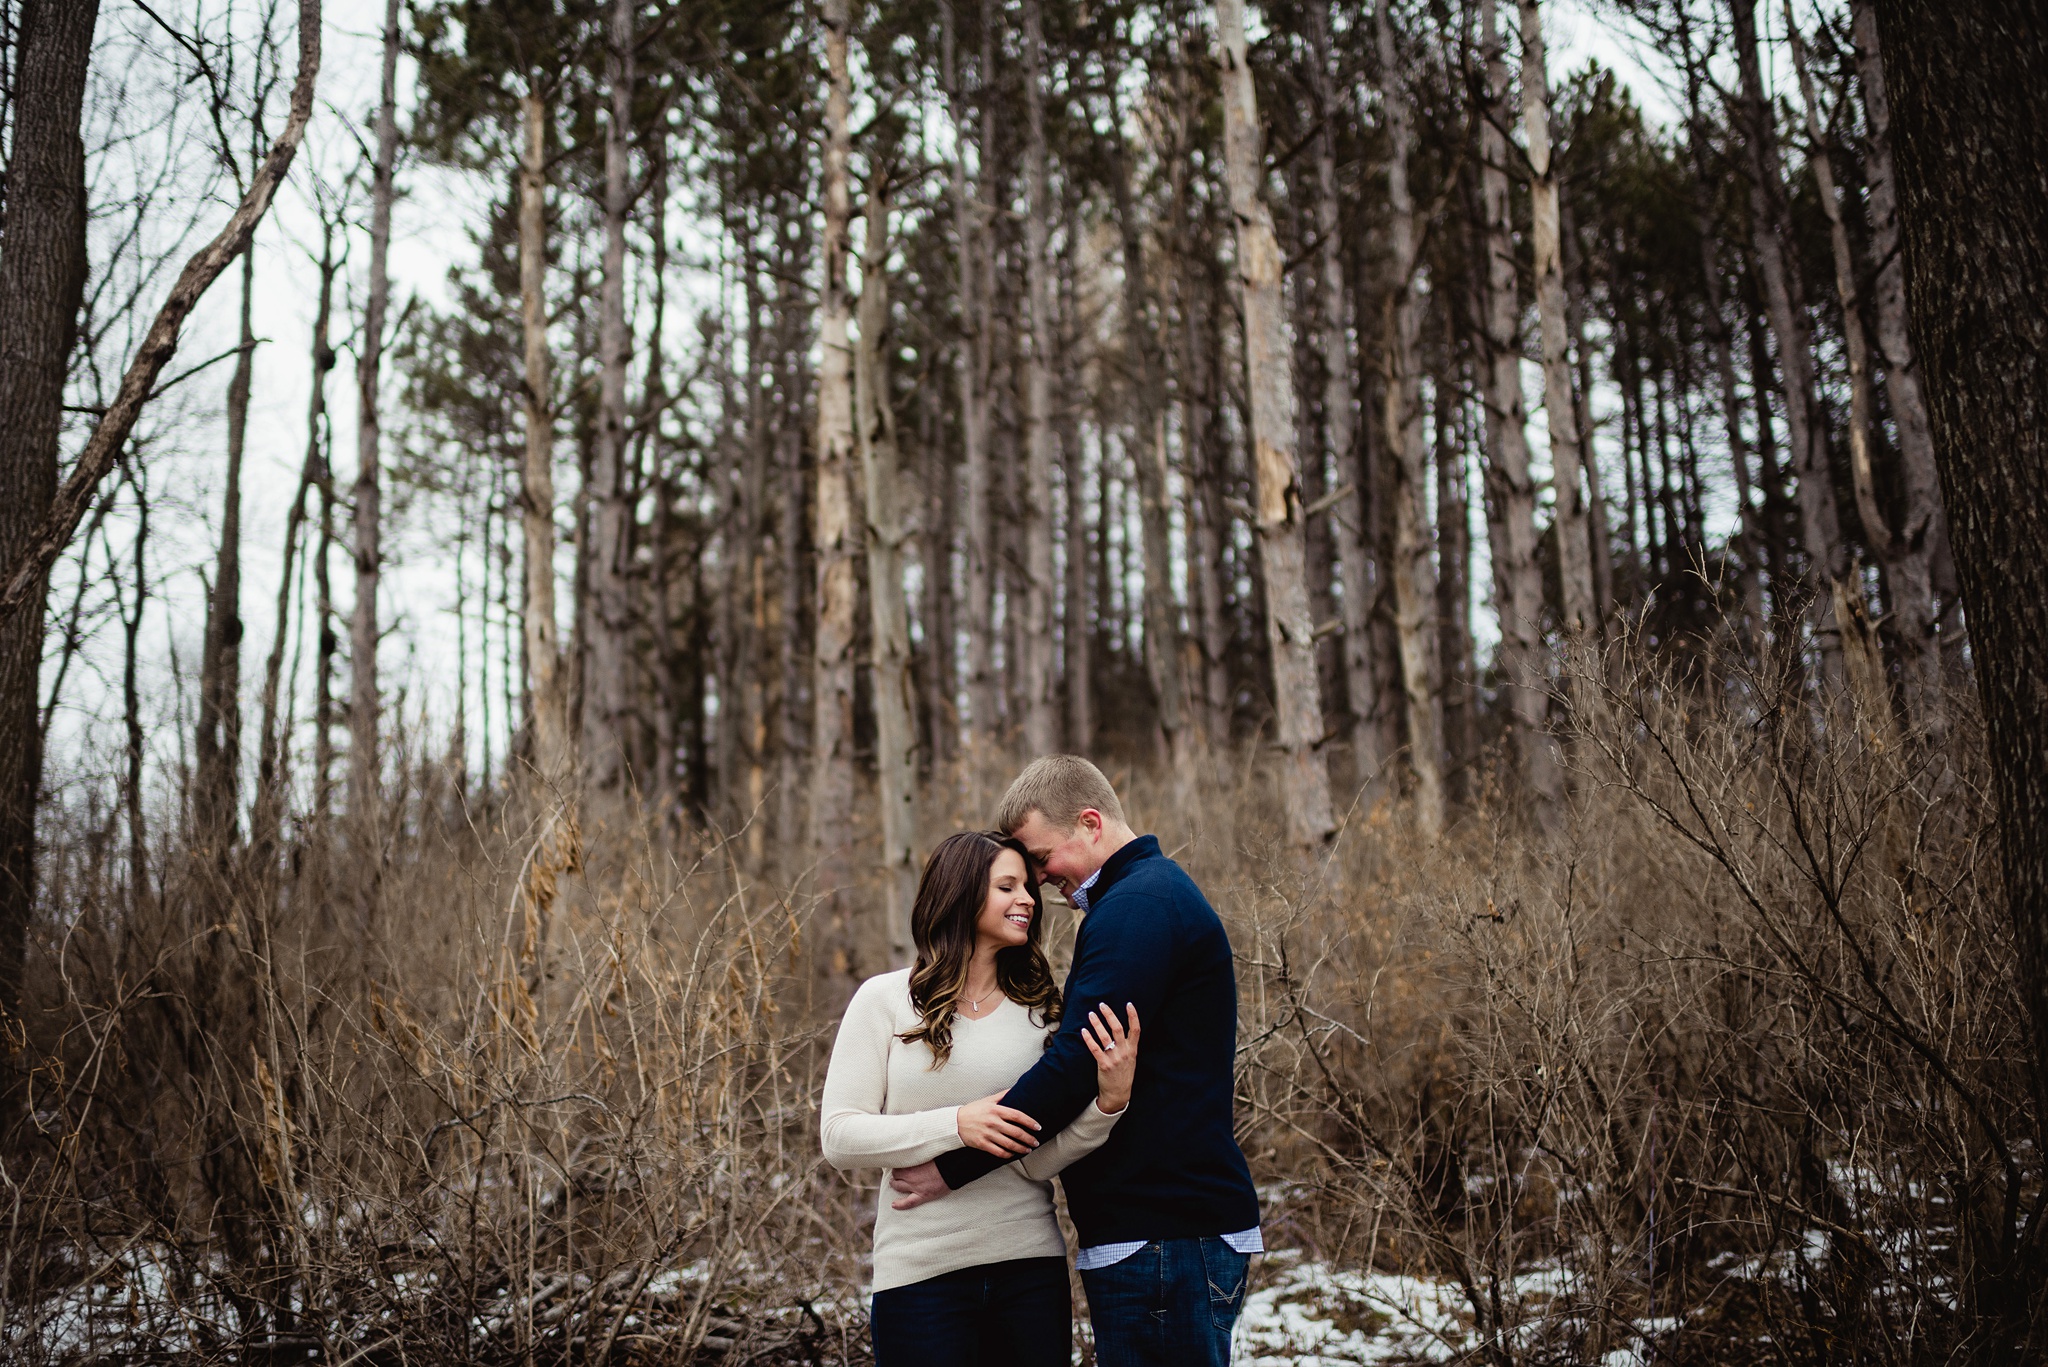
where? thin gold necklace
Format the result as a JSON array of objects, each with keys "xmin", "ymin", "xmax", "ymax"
[{"xmin": 962, "ymin": 981, "xmax": 999, "ymax": 1014}]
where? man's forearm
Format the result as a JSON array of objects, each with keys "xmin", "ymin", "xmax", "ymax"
[{"xmin": 933, "ymin": 1038, "xmax": 1097, "ymax": 1189}]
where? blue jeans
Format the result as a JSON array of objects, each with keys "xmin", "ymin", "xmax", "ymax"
[
  {"xmin": 1079, "ymin": 1237, "xmax": 1251, "ymax": 1367},
  {"xmin": 869, "ymin": 1255, "xmax": 1072, "ymax": 1367}
]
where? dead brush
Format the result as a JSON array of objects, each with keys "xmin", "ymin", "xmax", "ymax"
[
  {"xmin": 4, "ymin": 777, "xmax": 872, "ymax": 1365},
  {"xmin": 5, "ymin": 660, "xmax": 2038, "ymax": 1363}
]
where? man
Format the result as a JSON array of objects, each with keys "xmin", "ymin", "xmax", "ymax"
[{"xmin": 889, "ymin": 755, "xmax": 1261, "ymax": 1366}]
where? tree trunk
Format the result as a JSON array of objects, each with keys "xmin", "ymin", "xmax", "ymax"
[
  {"xmin": 1729, "ymin": 0, "xmax": 1846, "ymax": 683},
  {"xmin": 947, "ymin": 0, "xmax": 998, "ymax": 749},
  {"xmin": 1217, "ymin": 0, "xmax": 1335, "ymax": 848},
  {"xmin": 1475, "ymin": 0, "xmax": 1561, "ymax": 810},
  {"xmin": 1680, "ymin": 29, "xmax": 1768, "ymax": 636},
  {"xmin": 811, "ymin": 0, "xmax": 859, "ymax": 974},
  {"xmin": 1376, "ymin": 2, "xmax": 1446, "ymax": 839},
  {"xmin": 1787, "ymin": 8, "xmax": 1938, "ymax": 732},
  {"xmin": 195, "ymin": 247, "xmax": 253, "ymax": 855},
  {"xmin": 1100, "ymin": 62, "xmax": 1188, "ymax": 779},
  {"xmin": 1519, "ymin": 0, "xmax": 1593, "ymax": 636},
  {"xmin": 1307, "ymin": 0, "xmax": 1383, "ymax": 797},
  {"xmin": 1851, "ymin": 0, "xmax": 1954, "ymax": 720},
  {"xmin": 584, "ymin": 0, "xmax": 635, "ymax": 796},
  {"xmin": 1018, "ymin": 0, "xmax": 1059, "ymax": 755},
  {"xmin": 1436, "ymin": 383, "xmax": 1472, "ymax": 803},
  {"xmin": 1561, "ymin": 201, "xmax": 1614, "ymax": 628},
  {"xmin": 254, "ymin": 207, "xmax": 339, "ymax": 859},
  {"xmin": 856, "ymin": 175, "xmax": 918, "ymax": 968},
  {"xmin": 518, "ymin": 88, "xmax": 569, "ymax": 782},
  {"xmin": 0, "ymin": 0, "xmax": 95, "ymax": 1079},
  {"xmin": 345, "ymin": 0, "xmax": 400, "ymax": 832},
  {"xmin": 1874, "ymin": 0, "xmax": 2048, "ymax": 1244},
  {"xmin": 121, "ymin": 471, "xmax": 149, "ymax": 911}
]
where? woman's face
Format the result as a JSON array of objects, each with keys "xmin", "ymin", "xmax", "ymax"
[{"xmin": 974, "ymin": 848, "xmax": 1037, "ymax": 951}]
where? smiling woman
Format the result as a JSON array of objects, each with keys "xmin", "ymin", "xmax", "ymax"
[{"xmin": 899, "ymin": 832, "xmax": 1064, "ymax": 1059}]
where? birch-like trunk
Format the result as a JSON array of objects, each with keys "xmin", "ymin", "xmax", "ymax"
[
  {"xmin": 1476, "ymin": 0, "xmax": 1560, "ymax": 808},
  {"xmin": 195, "ymin": 247, "xmax": 253, "ymax": 852},
  {"xmin": 1104, "ymin": 88, "xmax": 1191, "ymax": 778},
  {"xmin": 1218, "ymin": 0, "xmax": 1334, "ymax": 848},
  {"xmin": 1519, "ymin": 0, "xmax": 1593, "ymax": 637},
  {"xmin": 946, "ymin": 0, "xmax": 997, "ymax": 746},
  {"xmin": 1377, "ymin": 2, "xmax": 1446, "ymax": 838},
  {"xmin": 518, "ymin": 88, "xmax": 570, "ymax": 782},
  {"xmin": 584, "ymin": 0, "xmax": 636, "ymax": 795},
  {"xmin": 1018, "ymin": 0, "xmax": 1059, "ymax": 755},
  {"xmin": 1307, "ymin": 0, "xmax": 1382, "ymax": 792},
  {"xmin": 810, "ymin": 0, "xmax": 859, "ymax": 935},
  {"xmin": 255, "ymin": 209, "xmax": 338, "ymax": 859},
  {"xmin": 350, "ymin": 0, "xmax": 400, "ymax": 822},
  {"xmin": 856, "ymin": 176, "xmax": 917, "ymax": 968},
  {"xmin": 1729, "ymin": 0, "xmax": 1846, "ymax": 683}
]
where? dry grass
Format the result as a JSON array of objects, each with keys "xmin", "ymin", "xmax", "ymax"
[{"xmin": 4, "ymin": 645, "xmax": 2040, "ymax": 1364}]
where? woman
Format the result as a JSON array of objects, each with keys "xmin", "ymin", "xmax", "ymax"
[{"xmin": 821, "ymin": 830, "xmax": 1140, "ymax": 1367}]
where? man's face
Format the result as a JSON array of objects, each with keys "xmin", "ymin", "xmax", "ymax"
[{"xmin": 1011, "ymin": 808, "xmax": 1109, "ymax": 901}]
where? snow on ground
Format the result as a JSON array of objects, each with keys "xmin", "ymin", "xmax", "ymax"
[{"xmin": 1236, "ymin": 1250, "xmax": 1469, "ymax": 1365}]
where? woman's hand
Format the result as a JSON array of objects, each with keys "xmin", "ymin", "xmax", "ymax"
[
  {"xmin": 1083, "ymin": 1003, "xmax": 1141, "ymax": 1114},
  {"xmin": 957, "ymin": 1092, "xmax": 1041, "ymax": 1158}
]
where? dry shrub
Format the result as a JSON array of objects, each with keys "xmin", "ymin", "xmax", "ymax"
[
  {"xmin": 6, "ymin": 781, "xmax": 865, "ymax": 1365},
  {"xmin": 5, "ymin": 646, "xmax": 2041, "ymax": 1364},
  {"xmin": 1206, "ymin": 640, "xmax": 2040, "ymax": 1364}
]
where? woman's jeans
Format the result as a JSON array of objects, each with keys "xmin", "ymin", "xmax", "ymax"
[
  {"xmin": 1079, "ymin": 1237, "xmax": 1251, "ymax": 1367},
  {"xmin": 870, "ymin": 1255, "xmax": 1072, "ymax": 1367}
]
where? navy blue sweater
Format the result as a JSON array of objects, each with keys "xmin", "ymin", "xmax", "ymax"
[{"xmin": 933, "ymin": 836, "xmax": 1260, "ymax": 1247}]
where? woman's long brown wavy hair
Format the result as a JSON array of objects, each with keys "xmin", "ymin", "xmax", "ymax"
[{"xmin": 899, "ymin": 831, "xmax": 1062, "ymax": 1065}]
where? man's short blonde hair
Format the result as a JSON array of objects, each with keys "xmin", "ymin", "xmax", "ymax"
[{"xmin": 996, "ymin": 755, "xmax": 1127, "ymax": 834}]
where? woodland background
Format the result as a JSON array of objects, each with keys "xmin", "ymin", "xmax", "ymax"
[{"xmin": 1, "ymin": 0, "xmax": 2043, "ymax": 1361}]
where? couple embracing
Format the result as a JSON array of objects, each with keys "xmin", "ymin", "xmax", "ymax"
[{"xmin": 821, "ymin": 756, "xmax": 1260, "ymax": 1366}]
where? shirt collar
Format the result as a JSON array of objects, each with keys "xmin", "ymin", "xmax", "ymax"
[{"xmin": 1065, "ymin": 835, "xmax": 1159, "ymax": 913}]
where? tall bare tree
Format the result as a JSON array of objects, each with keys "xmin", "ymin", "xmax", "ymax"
[
  {"xmin": 1305, "ymin": 0, "xmax": 1382, "ymax": 794},
  {"xmin": 1875, "ymin": 0, "xmax": 2048, "ymax": 1169},
  {"xmin": 1729, "ymin": 0, "xmax": 1846, "ymax": 683},
  {"xmin": 194, "ymin": 246, "xmax": 254, "ymax": 854},
  {"xmin": 584, "ymin": 0, "xmax": 636, "ymax": 796},
  {"xmin": 945, "ymin": 0, "xmax": 998, "ymax": 745},
  {"xmin": 1217, "ymin": 0, "xmax": 1334, "ymax": 848},
  {"xmin": 810, "ymin": 0, "xmax": 859, "ymax": 939},
  {"xmin": 517, "ymin": 84, "xmax": 570, "ymax": 782},
  {"xmin": 0, "ymin": 0, "xmax": 96, "ymax": 1110},
  {"xmin": 1520, "ymin": 0, "xmax": 1594, "ymax": 636},
  {"xmin": 855, "ymin": 172, "xmax": 917, "ymax": 967},
  {"xmin": 1475, "ymin": 0, "xmax": 1561, "ymax": 809},
  {"xmin": 1018, "ymin": 0, "xmax": 1059, "ymax": 754},
  {"xmin": 351, "ymin": 0, "xmax": 401, "ymax": 819},
  {"xmin": 1377, "ymin": 1, "xmax": 1446, "ymax": 838}
]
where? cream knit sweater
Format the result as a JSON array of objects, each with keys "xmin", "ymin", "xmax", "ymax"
[{"xmin": 820, "ymin": 968, "xmax": 1121, "ymax": 1292}]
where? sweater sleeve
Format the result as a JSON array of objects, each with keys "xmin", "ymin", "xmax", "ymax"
[
  {"xmin": 820, "ymin": 979, "xmax": 965, "ymax": 1171},
  {"xmin": 936, "ymin": 892, "xmax": 1177, "ymax": 1190},
  {"xmin": 1011, "ymin": 1098, "xmax": 1122, "ymax": 1181}
]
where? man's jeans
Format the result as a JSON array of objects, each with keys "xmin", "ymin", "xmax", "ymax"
[
  {"xmin": 869, "ymin": 1255, "xmax": 1071, "ymax": 1367},
  {"xmin": 1080, "ymin": 1236, "xmax": 1252, "ymax": 1367}
]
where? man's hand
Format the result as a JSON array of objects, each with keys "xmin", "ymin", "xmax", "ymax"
[{"xmin": 889, "ymin": 1160, "xmax": 951, "ymax": 1210}]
